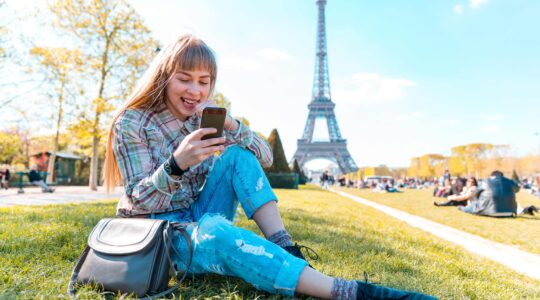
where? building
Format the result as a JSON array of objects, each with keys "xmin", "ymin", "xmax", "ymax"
[{"xmin": 31, "ymin": 151, "xmax": 82, "ymax": 184}]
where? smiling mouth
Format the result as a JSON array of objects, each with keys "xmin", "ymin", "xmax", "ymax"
[{"xmin": 181, "ymin": 97, "xmax": 200, "ymax": 105}]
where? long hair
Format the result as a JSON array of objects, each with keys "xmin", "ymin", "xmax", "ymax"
[{"xmin": 103, "ymin": 35, "xmax": 217, "ymax": 192}]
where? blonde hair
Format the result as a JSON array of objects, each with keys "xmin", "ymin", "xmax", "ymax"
[{"xmin": 103, "ymin": 34, "xmax": 217, "ymax": 192}]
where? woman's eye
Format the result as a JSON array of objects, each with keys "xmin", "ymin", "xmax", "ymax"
[
  {"xmin": 179, "ymin": 78, "xmax": 189, "ymax": 82},
  {"xmin": 200, "ymin": 81, "xmax": 210, "ymax": 85}
]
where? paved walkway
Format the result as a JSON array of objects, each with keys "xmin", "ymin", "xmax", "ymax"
[
  {"xmin": 333, "ymin": 189, "xmax": 540, "ymax": 281},
  {"xmin": 0, "ymin": 186, "xmax": 123, "ymax": 207}
]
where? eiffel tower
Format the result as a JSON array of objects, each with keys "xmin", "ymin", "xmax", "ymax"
[{"xmin": 292, "ymin": 0, "xmax": 358, "ymax": 174}]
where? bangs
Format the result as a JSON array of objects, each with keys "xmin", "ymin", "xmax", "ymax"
[{"xmin": 175, "ymin": 41, "xmax": 217, "ymax": 77}]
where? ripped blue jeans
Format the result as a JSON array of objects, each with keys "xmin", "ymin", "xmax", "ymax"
[{"xmin": 151, "ymin": 145, "xmax": 307, "ymax": 297}]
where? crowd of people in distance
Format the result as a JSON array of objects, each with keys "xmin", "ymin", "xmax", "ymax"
[
  {"xmin": 433, "ymin": 169, "xmax": 538, "ymax": 217},
  {"xmin": 320, "ymin": 167, "xmax": 539, "ymax": 218}
]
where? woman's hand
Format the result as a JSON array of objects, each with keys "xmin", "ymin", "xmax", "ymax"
[
  {"xmin": 172, "ymin": 128, "xmax": 225, "ymax": 170},
  {"xmin": 224, "ymin": 115, "xmax": 239, "ymax": 131}
]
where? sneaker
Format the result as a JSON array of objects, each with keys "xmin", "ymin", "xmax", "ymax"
[
  {"xmin": 283, "ymin": 243, "xmax": 319, "ymax": 268},
  {"xmin": 522, "ymin": 205, "xmax": 538, "ymax": 215},
  {"xmin": 356, "ymin": 273, "xmax": 437, "ymax": 300}
]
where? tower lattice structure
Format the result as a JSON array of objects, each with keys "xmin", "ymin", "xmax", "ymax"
[{"xmin": 292, "ymin": 0, "xmax": 358, "ymax": 174}]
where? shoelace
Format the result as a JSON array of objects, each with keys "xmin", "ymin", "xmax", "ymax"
[{"xmin": 295, "ymin": 243, "xmax": 320, "ymax": 262}]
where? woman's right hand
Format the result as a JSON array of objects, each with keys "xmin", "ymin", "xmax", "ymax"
[{"xmin": 173, "ymin": 128, "xmax": 226, "ymax": 170}]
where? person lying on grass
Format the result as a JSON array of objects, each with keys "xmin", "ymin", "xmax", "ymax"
[{"xmin": 103, "ymin": 34, "xmax": 436, "ymax": 300}]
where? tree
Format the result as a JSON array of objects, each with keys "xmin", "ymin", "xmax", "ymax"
[
  {"xmin": 292, "ymin": 159, "xmax": 307, "ymax": 184},
  {"xmin": 213, "ymin": 92, "xmax": 232, "ymax": 112},
  {"xmin": 48, "ymin": 0, "xmax": 158, "ymax": 190},
  {"xmin": 265, "ymin": 129, "xmax": 290, "ymax": 173},
  {"xmin": 0, "ymin": 1, "xmax": 7, "ymax": 65},
  {"xmin": 407, "ymin": 157, "xmax": 420, "ymax": 178},
  {"xmin": 30, "ymin": 47, "xmax": 84, "ymax": 183},
  {"xmin": 0, "ymin": 130, "xmax": 24, "ymax": 164}
]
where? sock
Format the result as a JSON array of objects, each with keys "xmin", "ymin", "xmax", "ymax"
[
  {"xmin": 267, "ymin": 229, "xmax": 293, "ymax": 247},
  {"xmin": 331, "ymin": 278, "xmax": 358, "ymax": 300}
]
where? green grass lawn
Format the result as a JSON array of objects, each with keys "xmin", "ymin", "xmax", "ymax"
[
  {"xmin": 336, "ymin": 186, "xmax": 540, "ymax": 255},
  {"xmin": 1, "ymin": 186, "xmax": 540, "ymax": 299}
]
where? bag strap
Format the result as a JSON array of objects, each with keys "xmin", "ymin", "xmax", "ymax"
[
  {"xmin": 67, "ymin": 245, "xmax": 91, "ymax": 299},
  {"xmin": 67, "ymin": 222, "xmax": 194, "ymax": 300},
  {"xmin": 148, "ymin": 224, "xmax": 193, "ymax": 299}
]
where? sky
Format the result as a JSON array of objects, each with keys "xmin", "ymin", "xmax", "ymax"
[{"xmin": 2, "ymin": 0, "xmax": 540, "ymax": 169}]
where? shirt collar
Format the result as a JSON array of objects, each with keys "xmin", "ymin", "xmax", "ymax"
[{"xmin": 154, "ymin": 102, "xmax": 201, "ymax": 135}]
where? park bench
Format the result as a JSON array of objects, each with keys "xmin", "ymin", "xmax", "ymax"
[{"xmin": 15, "ymin": 171, "xmax": 50, "ymax": 194}]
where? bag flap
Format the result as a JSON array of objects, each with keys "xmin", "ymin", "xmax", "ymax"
[{"xmin": 88, "ymin": 218, "xmax": 166, "ymax": 255}]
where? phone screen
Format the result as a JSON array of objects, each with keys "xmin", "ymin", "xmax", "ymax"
[{"xmin": 200, "ymin": 107, "xmax": 227, "ymax": 140}]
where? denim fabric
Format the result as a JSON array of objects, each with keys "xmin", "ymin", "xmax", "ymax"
[{"xmin": 151, "ymin": 145, "xmax": 307, "ymax": 297}]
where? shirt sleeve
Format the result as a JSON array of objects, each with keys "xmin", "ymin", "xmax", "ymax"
[
  {"xmin": 113, "ymin": 111, "xmax": 185, "ymax": 212},
  {"xmin": 224, "ymin": 118, "xmax": 273, "ymax": 168}
]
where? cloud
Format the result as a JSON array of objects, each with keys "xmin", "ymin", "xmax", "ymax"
[
  {"xmin": 453, "ymin": 0, "xmax": 489, "ymax": 14},
  {"xmin": 333, "ymin": 72, "xmax": 416, "ymax": 105},
  {"xmin": 254, "ymin": 48, "xmax": 294, "ymax": 61},
  {"xmin": 469, "ymin": 0, "xmax": 489, "ymax": 9}
]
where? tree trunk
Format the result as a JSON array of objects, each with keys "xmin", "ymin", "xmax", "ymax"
[
  {"xmin": 88, "ymin": 37, "xmax": 110, "ymax": 191},
  {"xmin": 46, "ymin": 153, "xmax": 56, "ymax": 184},
  {"xmin": 47, "ymin": 88, "xmax": 64, "ymax": 184},
  {"xmin": 89, "ymin": 134, "xmax": 99, "ymax": 191}
]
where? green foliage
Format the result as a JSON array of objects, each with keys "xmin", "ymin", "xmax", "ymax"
[
  {"xmin": 292, "ymin": 159, "xmax": 307, "ymax": 184},
  {"xmin": 0, "ymin": 1, "xmax": 7, "ymax": 64},
  {"xmin": 0, "ymin": 131, "xmax": 25, "ymax": 164},
  {"xmin": 212, "ymin": 91, "xmax": 232, "ymax": 112},
  {"xmin": 47, "ymin": 0, "xmax": 158, "ymax": 188},
  {"xmin": 265, "ymin": 129, "xmax": 290, "ymax": 173},
  {"xmin": 2, "ymin": 188, "xmax": 540, "ymax": 298},
  {"xmin": 267, "ymin": 172, "xmax": 298, "ymax": 189}
]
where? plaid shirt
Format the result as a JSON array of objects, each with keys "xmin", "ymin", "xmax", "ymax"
[{"xmin": 113, "ymin": 103, "xmax": 273, "ymax": 217}]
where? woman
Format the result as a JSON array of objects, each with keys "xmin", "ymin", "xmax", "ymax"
[
  {"xmin": 103, "ymin": 35, "xmax": 434, "ymax": 300},
  {"xmin": 434, "ymin": 177, "xmax": 477, "ymax": 207},
  {"xmin": 433, "ymin": 178, "xmax": 451, "ymax": 197}
]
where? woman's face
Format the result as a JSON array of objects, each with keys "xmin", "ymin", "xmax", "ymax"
[{"xmin": 165, "ymin": 69, "xmax": 211, "ymax": 121}]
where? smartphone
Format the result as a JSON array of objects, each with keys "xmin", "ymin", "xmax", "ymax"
[{"xmin": 200, "ymin": 107, "xmax": 227, "ymax": 140}]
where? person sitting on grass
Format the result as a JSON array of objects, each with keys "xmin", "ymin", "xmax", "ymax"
[
  {"xmin": 28, "ymin": 165, "xmax": 54, "ymax": 193},
  {"xmin": 1, "ymin": 165, "xmax": 10, "ymax": 190},
  {"xmin": 434, "ymin": 177, "xmax": 477, "ymax": 207},
  {"xmin": 102, "ymin": 35, "xmax": 436, "ymax": 300},
  {"xmin": 433, "ymin": 178, "xmax": 451, "ymax": 197},
  {"xmin": 385, "ymin": 179, "xmax": 402, "ymax": 193},
  {"xmin": 458, "ymin": 171, "xmax": 537, "ymax": 217}
]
